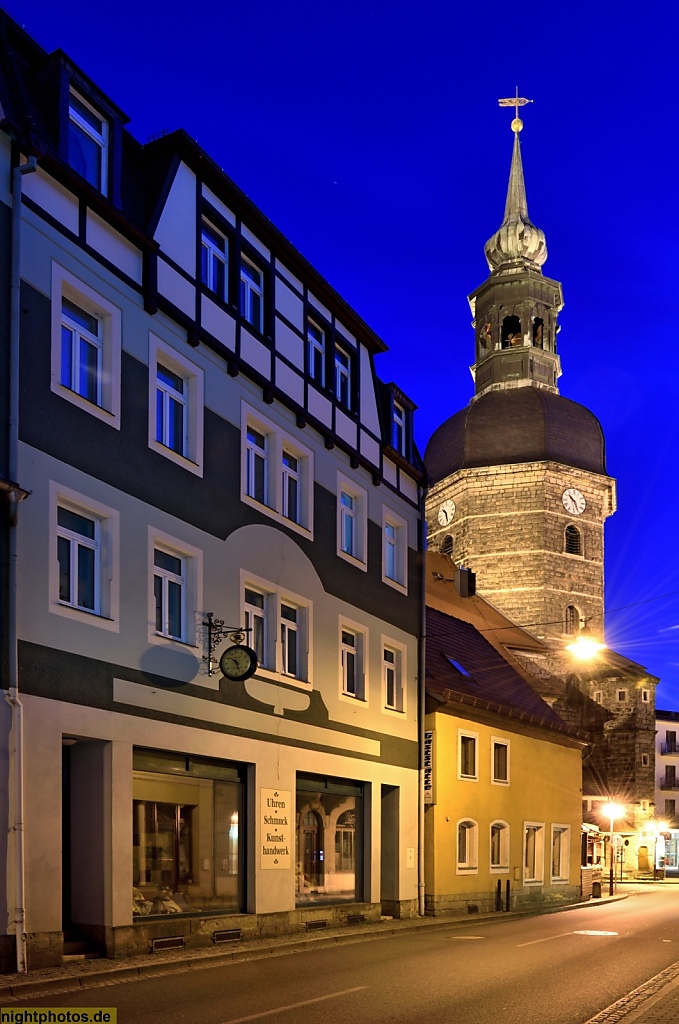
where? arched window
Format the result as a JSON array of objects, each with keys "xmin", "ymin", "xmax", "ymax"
[
  {"xmin": 501, "ymin": 315, "xmax": 522, "ymax": 349},
  {"xmin": 565, "ymin": 525, "xmax": 582, "ymax": 555},
  {"xmin": 457, "ymin": 819, "xmax": 478, "ymax": 871},
  {"xmin": 441, "ymin": 534, "xmax": 453, "ymax": 557},
  {"xmin": 564, "ymin": 605, "xmax": 581, "ymax": 635},
  {"xmin": 335, "ymin": 809, "xmax": 356, "ymax": 872},
  {"xmin": 490, "ymin": 821, "xmax": 509, "ymax": 870}
]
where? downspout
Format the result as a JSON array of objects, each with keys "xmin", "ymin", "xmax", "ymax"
[
  {"xmin": 6, "ymin": 152, "xmax": 37, "ymax": 974},
  {"xmin": 417, "ymin": 480, "xmax": 428, "ymax": 917}
]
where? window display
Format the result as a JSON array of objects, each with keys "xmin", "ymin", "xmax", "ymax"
[{"xmin": 295, "ymin": 774, "xmax": 363, "ymax": 906}]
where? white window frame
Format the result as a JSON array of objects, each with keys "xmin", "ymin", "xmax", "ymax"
[
  {"xmin": 281, "ymin": 447, "xmax": 301, "ymax": 526},
  {"xmin": 523, "ymin": 822, "xmax": 545, "ymax": 884},
  {"xmin": 147, "ymin": 528, "xmax": 203, "ymax": 649},
  {"xmin": 550, "ymin": 824, "xmax": 571, "ymax": 883},
  {"xmin": 641, "ymin": 689, "xmax": 650, "ymax": 703},
  {"xmin": 339, "ymin": 618, "xmax": 367, "ymax": 704},
  {"xmin": 240, "ymin": 253, "xmax": 264, "ymax": 333},
  {"xmin": 241, "ymin": 571, "xmax": 312, "ymax": 688},
  {"xmin": 490, "ymin": 820, "xmax": 510, "ymax": 873},
  {"xmin": 241, "ymin": 403, "xmax": 314, "ymax": 539},
  {"xmin": 382, "ymin": 505, "xmax": 408, "ymax": 594},
  {"xmin": 491, "ymin": 737, "xmax": 510, "ymax": 785},
  {"xmin": 69, "ymin": 88, "xmax": 108, "ymax": 195},
  {"xmin": 336, "ymin": 472, "xmax": 368, "ymax": 570},
  {"xmin": 334, "ymin": 344, "xmax": 352, "ymax": 408},
  {"xmin": 148, "ymin": 335, "xmax": 204, "ymax": 476},
  {"xmin": 381, "ymin": 636, "xmax": 407, "ymax": 716},
  {"xmin": 392, "ymin": 401, "xmax": 406, "ymax": 455},
  {"xmin": 48, "ymin": 481, "xmax": 119, "ymax": 631},
  {"xmin": 307, "ymin": 318, "xmax": 326, "ymax": 387},
  {"xmin": 456, "ymin": 818, "xmax": 478, "ymax": 874},
  {"xmin": 201, "ymin": 218, "xmax": 229, "ymax": 301},
  {"xmin": 51, "ymin": 263, "xmax": 121, "ymax": 428},
  {"xmin": 458, "ymin": 729, "xmax": 478, "ymax": 782}
]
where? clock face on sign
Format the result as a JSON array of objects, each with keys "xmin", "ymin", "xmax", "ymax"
[
  {"xmin": 438, "ymin": 499, "xmax": 456, "ymax": 526},
  {"xmin": 219, "ymin": 644, "xmax": 258, "ymax": 682},
  {"xmin": 562, "ymin": 488, "xmax": 586, "ymax": 515}
]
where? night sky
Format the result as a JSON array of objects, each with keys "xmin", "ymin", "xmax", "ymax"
[{"xmin": 6, "ymin": 0, "xmax": 678, "ymax": 704}]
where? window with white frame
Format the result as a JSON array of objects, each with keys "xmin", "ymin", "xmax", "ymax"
[
  {"xmin": 457, "ymin": 819, "xmax": 478, "ymax": 871},
  {"xmin": 307, "ymin": 319, "xmax": 326, "ymax": 387},
  {"xmin": 641, "ymin": 689, "xmax": 650, "ymax": 703},
  {"xmin": 201, "ymin": 219, "xmax": 228, "ymax": 301},
  {"xmin": 153, "ymin": 548, "xmax": 185, "ymax": 641},
  {"xmin": 617, "ymin": 689, "xmax": 627, "ymax": 702},
  {"xmin": 341, "ymin": 626, "xmax": 365, "ymax": 700},
  {"xmin": 458, "ymin": 731, "xmax": 478, "ymax": 781},
  {"xmin": 245, "ymin": 586, "xmax": 268, "ymax": 668},
  {"xmin": 242, "ymin": 578, "xmax": 311, "ymax": 683},
  {"xmin": 524, "ymin": 823, "xmax": 545, "ymax": 883},
  {"xmin": 51, "ymin": 264, "xmax": 122, "ymax": 428},
  {"xmin": 335, "ymin": 345, "xmax": 352, "ymax": 408},
  {"xmin": 551, "ymin": 825, "xmax": 570, "ymax": 882},
  {"xmin": 148, "ymin": 529, "xmax": 202, "ymax": 648},
  {"xmin": 240, "ymin": 254, "xmax": 264, "ymax": 332},
  {"xmin": 490, "ymin": 821, "xmax": 509, "ymax": 870},
  {"xmin": 383, "ymin": 643, "xmax": 404, "ymax": 712},
  {"xmin": 336, "ymin": 474, "xmax": 367, "ymax": 568},
  {"xmin": 382, "ymin": 507, "xmax": 408, "ymax": 592},
  {"xmin": 148, "ymin": 336, "xmax": 204, "ymax": 475},
  {"xmin": 392, "ymin": 401, "xmax": 406, "ymax": 456},
  {"xmin": 492, "ymin": 738, "xmax": 509, "ymax": 784},
  {"xmin": 241, "ymin": 404, "xmax": 314, "ymax": 537},
  {"xmin": 68, "ymin": 89, "xmax": 108, "ymax": 194},
  {"xmin": 280, "ymin": 602, "xmax": 300, "ymax": 677},
  {"xmin": 50, "ymin": 482, "xmax": 119, "ymax": 630}
]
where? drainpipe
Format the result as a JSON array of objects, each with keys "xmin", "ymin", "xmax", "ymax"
[
  {"xmin": 417, "ymin": 480, "xmax": 428, "ymax": 917},
  {"xmin": 5, "ymin": 152, "xmax": 37, "ymax": 974}
]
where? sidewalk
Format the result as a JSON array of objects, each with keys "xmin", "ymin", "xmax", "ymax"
[
  {"xmin": 0, "ymin": 892, "xmax": 629, "ymax": 1003},
  {"xmin": 585, "ymin": 962, "xmax": 679, "ymax": 1024}
]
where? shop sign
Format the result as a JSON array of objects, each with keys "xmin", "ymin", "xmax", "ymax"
[
  {"xmin": 424, "ymin": 730, "xmax": 435, "ymax": 804},
  {"xmin": 260, "ymin": 788, "xmax": 292, "ymax": 869}
]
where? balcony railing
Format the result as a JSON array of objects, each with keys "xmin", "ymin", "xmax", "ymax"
[
  {"xmin": 660, "ymin": 780, "xmax": 679, "ymax": 790},
  {"xmin": 661, "ymin": 743, "xmax": 679, "ymax": 755}
]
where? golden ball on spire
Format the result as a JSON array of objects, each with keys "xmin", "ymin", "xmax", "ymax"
[{"xmin": 511, "ymin": 117, "xmax": 523, "ymax": 133}]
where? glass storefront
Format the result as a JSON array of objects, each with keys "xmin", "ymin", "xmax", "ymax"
[
  {"xmin": 133, "ymin": 749, "xmax": 244, "ymax": 918},
  {"xmin": 295, "ymin": 773, "xmax": 363, "ymax": 907}
]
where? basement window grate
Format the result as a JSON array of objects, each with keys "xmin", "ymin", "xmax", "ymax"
[
  {"xmin": 213, "ymin": 929, "xmax": 243, "ymax": 944},
  {"xmin": 305, "ymin": 920, "xmax": 328, "ymax": 931},
  {"xmin": 151, "ymin": 936, "xmax": 185, "ymax": 952},
  {"xmin": 346, "ymin": 914, "xmax": 365, "ymax": 925}
]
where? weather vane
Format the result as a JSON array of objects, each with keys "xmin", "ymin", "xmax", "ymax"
[{"xmin": 498, "ymin": 87, "xmax": 532, "ymax": 133}]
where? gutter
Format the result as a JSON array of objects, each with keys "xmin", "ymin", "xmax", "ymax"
[
  {"xmin": 417, "ymin": 479, "xmax": 428, "ymax": 917},
  {"xmin": 5, "ymin": 151, "xmax": 36, "ymax": 974}
]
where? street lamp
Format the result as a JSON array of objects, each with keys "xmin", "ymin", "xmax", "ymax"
[
  {"xmin": 601, "ymin": 802, "xmax": 625, "ymax": 896},
  {"xmin": 565, "ymin": 626, "xmax": 607, "ymax": 660}
]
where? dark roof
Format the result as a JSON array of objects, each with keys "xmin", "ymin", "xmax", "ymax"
[
  {"xmin": 426, "ymin": 606, "xmax": 586, "ymax": 739},
  {"xmin": 424, "ymin": 387, "xmax": 607, "ymax": 484}
]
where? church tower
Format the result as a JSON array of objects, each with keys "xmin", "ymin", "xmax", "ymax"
[{"xmin": 424, "ymin": 107, "xmax": 617, "ymax": 647}]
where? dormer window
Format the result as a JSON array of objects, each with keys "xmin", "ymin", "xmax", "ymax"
[
  {"xmin": 392, "ymin": 401, "xmax": 406, "ymax": 456},
  {"xmin": 68, "ymin": 89, "xmax": 108, "ymax": 194}
]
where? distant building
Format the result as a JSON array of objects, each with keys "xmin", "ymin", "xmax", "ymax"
[
  {"xmin": 0, "ymin": 11, "xmax": 423, "ymax": 971},
  {"xmin": 654, "ymin": 710, "xmax": 679, "ymax": 875}
]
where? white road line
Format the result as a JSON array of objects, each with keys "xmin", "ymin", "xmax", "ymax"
[
  {"xmin": 221, "ymin": 986, "xmax": 367, "ymax": 1023},
  {"xmin": 517, "ymin": 931, "xmax": 574, "ymax": 947}
]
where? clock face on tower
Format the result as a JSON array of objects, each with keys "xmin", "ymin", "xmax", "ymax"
[
  {"xmin": 438, "ymin": 499, "xmax": 456, "ymax": 526},
  {"xmin": 562, "ymin": 487, "xmax": 586, "ymax": 515}
]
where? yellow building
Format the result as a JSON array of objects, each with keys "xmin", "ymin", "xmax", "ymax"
[{"xmin": 425, "ymin": 553, "xmax": 587, "ymax": 914}]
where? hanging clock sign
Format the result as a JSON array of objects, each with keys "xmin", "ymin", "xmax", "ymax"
[{"xmin": 219, "ymin": 644, "xmax": 258, "ymax": 682}]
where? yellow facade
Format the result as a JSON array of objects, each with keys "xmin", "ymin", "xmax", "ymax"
[{"xmin": 425, "ymin": 708, "xmax": 583, "ymax": 914}]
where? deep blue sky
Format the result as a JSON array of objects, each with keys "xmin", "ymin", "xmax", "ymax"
[{"xmin": 7, "ymin": 0, "xmax": 679, "ymax": 703}]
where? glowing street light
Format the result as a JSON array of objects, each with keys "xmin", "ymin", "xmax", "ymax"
[
  {"xmin": 565, "ymin": 627, "xmax": 607, "ymax": 660},
  {"xmin": 601, "ymin": 802, "xmax": 625, "ymax": 896}
]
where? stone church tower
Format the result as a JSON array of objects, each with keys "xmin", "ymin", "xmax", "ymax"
[{"xmin": 424, "ymin": 111, "xmax": 658, "ymax": 855}]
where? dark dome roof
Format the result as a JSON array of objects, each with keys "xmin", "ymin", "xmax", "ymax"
[{"xmin": 425, "ymin": 388, "xmax": 607, "ymax": 484}]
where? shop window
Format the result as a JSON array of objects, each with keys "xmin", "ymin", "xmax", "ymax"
[
  {"xmin": 296, "ymin": 774, "xmax": 363, "ymax": 906},
  {"xmin": 133, "ymin": 749, "xmax": 244, "ymax": 917}
]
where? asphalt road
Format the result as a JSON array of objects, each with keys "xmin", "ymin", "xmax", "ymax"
[{"xmin": 10, "ymin": 890, "xmax": 679, "ymax": 1024}]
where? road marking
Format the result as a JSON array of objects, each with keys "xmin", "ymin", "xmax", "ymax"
[
  {"xmin": 221, "ymin": 986, "xmax": 367, "ymax": 1023},
  {"xmin": 449, "ymin": 935, "xmax": 485, "ymax": 940},
  {"xmin": 573, "ymin": 930, "xmax": 619, "ymax": 936},
  {"xmin": 517, "ymin": 931, "xmax": 573, "ymax": 947}
]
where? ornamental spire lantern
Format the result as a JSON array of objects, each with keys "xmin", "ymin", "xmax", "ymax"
[{"xmin": 470, "ymin": 93, "xmax": 563, "ymax": 397}]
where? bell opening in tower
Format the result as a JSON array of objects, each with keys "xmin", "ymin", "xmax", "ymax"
[{"xmin": 501, "ymin": 315, "xmax": 522, "ymax": 349}]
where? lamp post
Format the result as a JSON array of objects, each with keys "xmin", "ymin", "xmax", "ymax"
[{"xmin": 601, "ymin": 802, "xmax": 624, "ymax": 896}]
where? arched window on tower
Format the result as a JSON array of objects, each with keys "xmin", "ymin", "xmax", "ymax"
[
  {"xmin": 565, "ymin": 525, "xmax": 582, "ymax": 555},
  {"xmin": 532, "ymin": 317, "xmax": 544, "ymax": 349},
  {"xmin": 564, "ymin": 605, "xmax": 582, "ymax": 635},
  {"xmin": 501, "ymin": 315, "xmax": 522, "ymax": 349},
  {"xmin": 441, "ymin": 534, "xmax": 453, "ymax": 557}
]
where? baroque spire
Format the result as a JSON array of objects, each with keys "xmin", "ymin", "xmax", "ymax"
[{"xmin": 484, "ymin": 95, "xmax": 547, "ymax": 274}]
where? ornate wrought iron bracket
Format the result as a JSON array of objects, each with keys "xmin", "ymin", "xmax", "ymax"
[{"xmin": 202, "ymin": 612, "xmax": 251, "ymax": 675}]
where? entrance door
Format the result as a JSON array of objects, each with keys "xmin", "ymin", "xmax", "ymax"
[{"xmin": 300, "ymin": 810, "xmax": 322, "ymax": 888}]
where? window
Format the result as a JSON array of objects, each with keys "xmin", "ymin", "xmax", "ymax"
[
  {"xmin": 551, "ymin": 825, "xmax": 570, "ymax": 882},
  {"xmin": 201, "ymin": 219, "xmax": 228, "ymax": 301},
  {"xmin": 458, "ymin": 731, "xmax": 478, "ymax": 781},
  {"xmin": 340, "ymin": 624, "xmax": 365, "ymax": 701},
  {"xmin": 336, "ymin": 474, "xmax": 367, "ymax": 569},
  {"xmin": 382, "ymin": 642, "xmax": 405, "ymax": 713},
  {"xmin": 50, "ymin": 482, "xmax": 119, "ymax": 630},
  {"xmin": 148, "ymin": 529, "xmax": 202, "ymax": 648},
  {"xmin": 242, "ymin": 577, "xmax": 311, "ymax": 684},
  {"xmin": 641, "ymin": 753, "xmax": 650, "ymax": 767},
  {"xmin": 153, "ymin": 548, "xmax": 185, "ymax": 640},
  {"xmin": 240, "ymin": 254, "xmax": 264, "ymax": 332},
  {"xmin": 392, "ymin": 402, "xmax": 406, "ymax": 456},
  {"xmin": 667, "ymin": 730, "xmax": 677, "ymax": 750},
  {"xmin": 441, "ymin": 534, "xmax": 453, "ymax": 557},
  {"xmin": 524, "ymin": 823, "xmax": 545, "ymax": 883},
  {"xmin": 307, "ymin": 319, "xmax": 326, "ymax": 387},
  {"xmin": 296, "ymin": 773, "xmax": 363, "ymax": 906},
  {"xmin": 565, "ymin": 525, "xmax": 582, "ymax": 556},
  {"xmin": 490, "ymin": 821, "xmax": 509, "ymax": 870},
  {"xmin": 617, "ymin": 689, "xmax": 627, "ymax": 702},
  {"xmin": 280, "ymin": 602, "xmax": 300, "ymax": 677},
  {"xmin": 665, "ymin": 766, "xmax": 676, "ymax": 788},
  {"xmin": 641, "ymin": 689, "xmax": 650, "ymax": 703},
  {"xmin": 68, "ymin": 89, "xmax": 108, "ymax": 194},
  {"xmin": 335, "ymin": 345, "xmax": 352, "ymax": 409},
  {"xmin": 148, "ymin": 336, "xmax": 204, "ymax": 475},
  {"xmin": 241, "ymin": 404, "xmax": 314, "ymax": 537},
  {"xmin": 594, "ymin": 691, "xmax": 602, "ymax": 703},
  {"xmin": 564, "ymin": 605, "xmax": 582, "ymax": 635},
  {"xmin": 665, "ymin": 799, "xmax": 676, "ymax": 819},
  {"xmin": 457, "ymin": 819, "xmax": 478, "ymax": 872},
  {"xmin": 492, "ymin": 739, "xmax": 509, "ymax": 784},
  {"xmin": 51, "ymin": 264, "xmax": 122, "ymax": 428},
  {"xmin": 245, "ymin": 587, "xmax": 267, "ymax": 667},
  {"xmin": 382, "ymin": 507, "xmax": 408, "ymax": 593}
]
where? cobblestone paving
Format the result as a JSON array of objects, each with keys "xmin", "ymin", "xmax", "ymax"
[{"xmin": 585, "ymin": 965, "xmax": 679, "ymax": 1024}]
